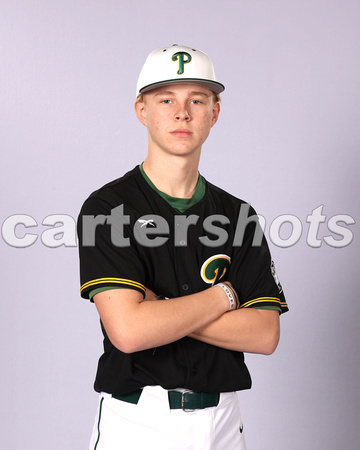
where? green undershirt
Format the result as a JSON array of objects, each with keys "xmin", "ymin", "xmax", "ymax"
[{"xmin": 139, "ymin": 163, "xmax": 206, "ymax": 214}]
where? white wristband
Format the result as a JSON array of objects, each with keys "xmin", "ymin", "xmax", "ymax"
[{"xmin": 216, "ymin": 283, "xmax": 236, "ymax": 311}]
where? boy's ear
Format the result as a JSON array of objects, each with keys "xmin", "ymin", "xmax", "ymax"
[
  {"xmin": 135, "ymin": 100, "xmax": 147, "ymax": 127},
  {"xmin": 211, "ymin": 101, "xmax": 220, "ymax": 128}
]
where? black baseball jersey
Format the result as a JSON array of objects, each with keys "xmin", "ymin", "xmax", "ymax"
[{"xmin": 77, "ymin": 165, "xmax": 288, "ymax": 395}]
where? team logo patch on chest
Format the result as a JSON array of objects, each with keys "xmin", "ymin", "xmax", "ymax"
[{"xmin": 200, "ymin": 254, "xmax": 231, "ymax": 285}]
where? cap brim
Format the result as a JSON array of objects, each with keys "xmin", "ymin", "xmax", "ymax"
[{"xmin": 139, "ymin": 78, "xmax": 225, "ymax": 95}]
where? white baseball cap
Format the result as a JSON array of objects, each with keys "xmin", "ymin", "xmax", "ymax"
[{"xmin": 136, "ymin": 44, "xmax": 225, "ymax": 96}]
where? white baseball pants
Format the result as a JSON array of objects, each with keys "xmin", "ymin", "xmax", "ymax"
[{"xmin": 89, "ymin": 386, "xmax": 246, "ymax": 450}]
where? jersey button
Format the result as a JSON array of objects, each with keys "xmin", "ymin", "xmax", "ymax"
[
  {"xmin": 182, "ymin": 283, "xmax": 189, "ymax": 291},
  {"xmin": 193, "ymin": 368, "xmax": 199, "ymax": 375}
]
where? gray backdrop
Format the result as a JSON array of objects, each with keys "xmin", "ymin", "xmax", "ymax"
[{"xmin": 1, "ymin": 1, "xmax": 359, "ymax": 449}]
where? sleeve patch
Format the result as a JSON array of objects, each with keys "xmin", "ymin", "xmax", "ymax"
[{"xmin": 271, "ymin": 261, "xmax": 283, "ymax": 294}]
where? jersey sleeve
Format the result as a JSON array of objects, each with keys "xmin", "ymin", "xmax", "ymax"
[
  {"xmin": 77, "ymin": 194, "xmax": 146, "ymax": 301},
  {"xmin": 226, "ymin": 206, "xmax": 288, "ymax": 314}
]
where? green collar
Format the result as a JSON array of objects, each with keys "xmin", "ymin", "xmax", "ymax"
[{"xmin": 139, "ymin": 164, "xmax": 206, "ymax": 213}]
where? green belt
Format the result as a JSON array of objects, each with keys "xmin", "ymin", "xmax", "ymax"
[{"xmin": 113, "ymin": 389, "xmax": 220, "ymax": 411}]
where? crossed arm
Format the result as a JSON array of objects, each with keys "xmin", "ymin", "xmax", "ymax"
[{"xmin": 93, "ymin": 286, "xmax": 280, "ymax": 355}]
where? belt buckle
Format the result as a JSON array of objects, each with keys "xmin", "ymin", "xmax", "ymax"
[{"xmin": 181, "ymin": 390, "xmax": 196, "ymax": 412}]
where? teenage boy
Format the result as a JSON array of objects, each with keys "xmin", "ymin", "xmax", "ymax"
[{"xmin": 78, "ymin": 44, "xmax": 288, "ymax": 450}]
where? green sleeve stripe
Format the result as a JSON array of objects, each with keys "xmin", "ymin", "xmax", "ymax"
[
  {"xmin": 254, "ymin": 305, "xmax": 282, "ymax": 313},
  {"xmin": 89, "ymin": 286, "xmax": 125, "ymax": 300}
]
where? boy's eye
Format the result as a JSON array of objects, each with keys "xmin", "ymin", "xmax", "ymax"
[
  {"xmin": 161, "ymin": 99, "xmax": 172, "ymax": 104},
  {"xmin": 191, "ymin": 100, "xmax": 202, "ymax": 105}
]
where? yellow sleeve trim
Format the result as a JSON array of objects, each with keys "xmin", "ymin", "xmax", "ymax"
[
  {"xmin": 241, "ymin": 297, "xmax": 288, "ymax": 309},
  {"xmin": 81, "ymin": 277, "xmax": 146, "ymax": 294}
]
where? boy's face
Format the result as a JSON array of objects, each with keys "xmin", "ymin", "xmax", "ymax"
[{"xmin": 135, "ymin": 84, "xmax": 220, "ymax": 159}]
